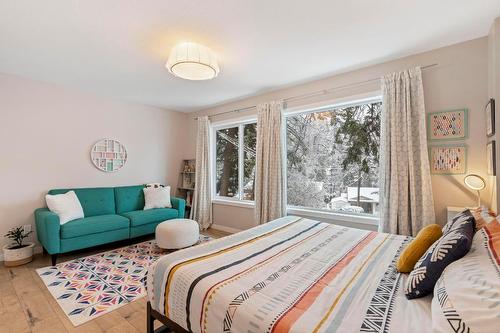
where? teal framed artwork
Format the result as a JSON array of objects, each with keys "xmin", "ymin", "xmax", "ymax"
[
  {"xmin": 427, "ymin": 109, "xmax": 468, "ymax": 141},
  {"xmin": 429, "ymin": 145, "xmax": 467, "ymax": 175}
]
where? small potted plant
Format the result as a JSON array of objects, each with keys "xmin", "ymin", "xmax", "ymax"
[{"xmin": 3, "ymin": 226, "xmax": 34, "ymax": 267}]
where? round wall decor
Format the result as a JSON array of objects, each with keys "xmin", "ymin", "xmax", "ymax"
[{"xmin": 90, "ymin": 139, "xmax": 127, "ymax": 172}]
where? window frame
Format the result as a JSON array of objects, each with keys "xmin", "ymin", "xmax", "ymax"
[
  {"xmin": 283, "ymin": 94, "xmax": 383, "ymax": 225},
  {"xmin": 209, "ymin": 92, "xmax": 382, "ymax": 226},
  {"xmin": 211, "ymin": 118, "xmax": 257, "ymax": 205}
]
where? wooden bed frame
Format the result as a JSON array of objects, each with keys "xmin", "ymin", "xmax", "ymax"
[{"xmin": 147, "ymin": 301, "xmax": 189, "ymax": 333}]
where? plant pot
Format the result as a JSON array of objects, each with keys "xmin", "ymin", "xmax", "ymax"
[{"xmin": 2, "ymin": 242, "xmax": 35, "ymax": 267}]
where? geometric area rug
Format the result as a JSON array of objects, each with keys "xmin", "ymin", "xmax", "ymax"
[{"xmin": 36, "ymin": 236, "xmax": 212, "ymax": 326}]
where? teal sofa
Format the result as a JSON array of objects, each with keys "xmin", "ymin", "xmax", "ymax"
[{"xmin": 35, "ymin": 185, "xmax": 185, "ymax": 265}]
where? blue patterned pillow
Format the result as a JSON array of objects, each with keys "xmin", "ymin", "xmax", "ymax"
[
  {"xmin": 442, "ymin": 209, "xmax": 476, "ymax": 234},
  {"xmin": 405, "ymin": 210, "xmax": 475, "ymax": 299}
]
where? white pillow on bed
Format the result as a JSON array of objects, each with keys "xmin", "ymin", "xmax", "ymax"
[{"xmin": 431, "ymin": 220, "xmax": 500, "ymax": 333}]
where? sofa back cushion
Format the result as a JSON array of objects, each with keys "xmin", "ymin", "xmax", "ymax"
[
  {"xmin": 114, "ymin": 185, "xmax": 145, "ymax": 214},
  {"xmin": 48, "ymin": 187, "xmax": 116, "ymax": 217}
]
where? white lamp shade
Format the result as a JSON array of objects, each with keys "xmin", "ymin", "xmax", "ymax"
[
  {"xmin": 166, "ymin": 42, "xmax": 219, "ymax": 80},
  {"xmin": 464, "ymin": 174, "xmax": 486, "ymax": 191}
]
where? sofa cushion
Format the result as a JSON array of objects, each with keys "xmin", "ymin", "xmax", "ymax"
[
  {"xmin": 114, "ymin": 185, "xmax": 145, "ymax": 214},
  {"xmin": 121, "ymin": 208, "xmax": 178, "ymax": 227},
  {"xmin": 49, "ymin": 187, "xmax": 115, "ymax": 217},
  {"xmin": 60, "ymin": 214, "xmax": 129, "ymax": 239}
]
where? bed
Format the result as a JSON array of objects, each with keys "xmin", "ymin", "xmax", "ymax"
[{"xmin": 146, "ymin": 216, "xmax": 433, "ymax": 333}]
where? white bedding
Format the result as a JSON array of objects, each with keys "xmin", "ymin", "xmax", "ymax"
[{"xmin": 147, "ymin": 216, "xmax": 432, "ymax": 333}]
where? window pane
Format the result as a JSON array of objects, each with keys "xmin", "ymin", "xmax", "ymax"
[
  {"xmin": 216, "ymin": 127, "xmax": 239, "ymax": 197},
  {"xmin": 286, "ymin": 102, "xmax": 382, "ymax": 216},
  {"xmin": 243, "ymin": 123, "xmax": 257, "ymax": 200}
]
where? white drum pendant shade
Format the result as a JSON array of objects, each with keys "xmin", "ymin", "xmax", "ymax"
[{"xmin": 166, "ymin": 42, "xmax": 219, "ymax": 80}]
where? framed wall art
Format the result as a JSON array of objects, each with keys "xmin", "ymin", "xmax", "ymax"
[
  {"xmin": 427, "ymin": 109, "xmax": 468, "ymax": 141},
  {"xmin": 90, "ymin": 139, "xmax": 127, "ymax": 172},
  {"xmin": 487, "ymin": 140, "xmax": 496, "ymax": 176},
  {"xmin": 429, "ymin": 145, "xmax": 467, "ymax": 175},
  {"xmin": 486, "ymin": 98, "xmax": 495, "ymax": 137}
]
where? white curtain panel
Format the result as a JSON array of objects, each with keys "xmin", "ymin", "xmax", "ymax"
[
  {"xmin": 379, "ymin": 67, "xmax": 435, "ymax": 236},
  {"xmin": 190, "ymin": 116, "xmax": 212, "ymax": 230},
  {"xmin": 255, "ymin": 101, "xmax": 286, "ymax": 224}
]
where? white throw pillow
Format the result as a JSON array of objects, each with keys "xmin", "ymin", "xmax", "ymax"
[
  {"xmin": 45, "ymin": 190, "xmax": 84, "ymax": 225},
  {"xmin": 144, "ymin": 186, "xmax": 172, "ymax": 210}
]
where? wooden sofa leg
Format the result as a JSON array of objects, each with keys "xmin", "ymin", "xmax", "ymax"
[
  {"xmin": 51, "ymin": 254, "xmax": 58, "ymax": 266},
  {"xmin": 147, "ymin": 301, "xmax": 155, "ymax": 333}
]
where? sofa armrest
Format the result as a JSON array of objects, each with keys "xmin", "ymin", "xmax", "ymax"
[
  {"xmin": 35, "ymin": 208, "xmax": 61, "ymax": 254},
  {"xmin": 170, "ymin": 197, "xmax": 186, "ymax": 218}
]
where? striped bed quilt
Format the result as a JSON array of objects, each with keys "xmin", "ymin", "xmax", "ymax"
[{"xmin": 147, "ymin": 216, "xmax": 432, "ymax": 333}]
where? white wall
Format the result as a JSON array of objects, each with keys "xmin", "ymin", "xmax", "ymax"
[
  {"xmin": 0, "ymin": 73, "xmax": 189, "ymax": 253},
  {"xmin": 189, "ymin": 37, "xmax": 490, "ymax": 232},
  {"xmin": 1, "ymin": 36, "xmax": 491, "ymax": 251},
  {"xmin": 489, "ymin": 18, "xmax": 500, "ymax": 212}
]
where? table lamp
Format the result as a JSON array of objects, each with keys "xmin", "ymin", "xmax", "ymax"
[{"xmin": 463, "ymin": 174, "xmax": 486, "ymax": 208}]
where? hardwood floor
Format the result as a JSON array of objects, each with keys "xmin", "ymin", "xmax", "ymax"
[{"xmin": 0, "ymin": 228, "xmax": 229, "ymax": 333}]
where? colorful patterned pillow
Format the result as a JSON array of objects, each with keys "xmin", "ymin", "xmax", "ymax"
[
  {"xmin": 405, "ymin": 210, "xmax": 475, "ymax": 299},
  {"xmin": 431, "ymin": 220, "xmax": 500, "ymax": 333}
]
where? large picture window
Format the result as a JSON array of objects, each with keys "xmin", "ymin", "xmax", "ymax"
[
  {"xmin": 286, "ymin": 100, "xmax": 382, "ymax": 216},
  {"xmin": 215, "ymin": 122, "xmax": 257, "ymax": 201}
]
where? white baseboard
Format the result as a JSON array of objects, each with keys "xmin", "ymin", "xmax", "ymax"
[
  {"xmin": 0, "ymin": 245, "xmax": 43, "ymax": 262},
  {"xmin": 210, "ymin": 224, "xmax": 243, "ymax": 234}
]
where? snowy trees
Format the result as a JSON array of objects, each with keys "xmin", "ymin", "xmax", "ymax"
[
  {"xmin": 286, "ymin": 101, "xmax": 381, "ymax": 214},
  {"xmin": 216, "ymin": 127, "xmax": 239, "ymax": 197},
  {"xmin": 334, "ymin": 103, "xmax": 381, "ymax": 207},
  {"xmin": 215, "ymin": 123, "xmax": 257, "ymax": 200},
  {"xmin": 214, "ymin": 101, "xmax": 381, "ymax": 216}
]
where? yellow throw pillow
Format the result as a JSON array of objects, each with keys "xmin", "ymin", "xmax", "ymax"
[{"xmin": 396, "ymin": 224, "xmax": 442, "ymax": 273}]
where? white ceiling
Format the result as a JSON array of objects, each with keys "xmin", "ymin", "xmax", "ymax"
[{"xmin": 1, "ymin": 1, "xmax": 499, "ymax": 112}]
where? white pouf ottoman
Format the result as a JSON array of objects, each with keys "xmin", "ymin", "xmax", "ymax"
[{"xmin": 155, "ymin": 219, "xmax": 200, "ymax": 249}]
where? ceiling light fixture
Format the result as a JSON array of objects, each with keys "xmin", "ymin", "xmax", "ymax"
[{"xmin": 166, "ymin": 42, "xmax": 219, "ymax": 80}]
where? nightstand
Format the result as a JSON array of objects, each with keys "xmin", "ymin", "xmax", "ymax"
[{"xmin": 446, "ymin": 206, "xmax": 466, "ymax": 222}]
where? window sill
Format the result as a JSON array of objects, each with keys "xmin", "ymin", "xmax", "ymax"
[
  {"xmin": 209, "ymin": 201, "xmax": 379, "ymax": 226},
  {"xmin": 212, "ymin": 198, "xmax": 255, "ymax": 209},
  {"xmin": 286, "ymin": 207, "xmax": 379, "ymax": 226}
]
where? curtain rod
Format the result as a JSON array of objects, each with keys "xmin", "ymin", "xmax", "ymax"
[{"xmin": 194, "ymin": 63, "xmax": 438, "ymax": 120}]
